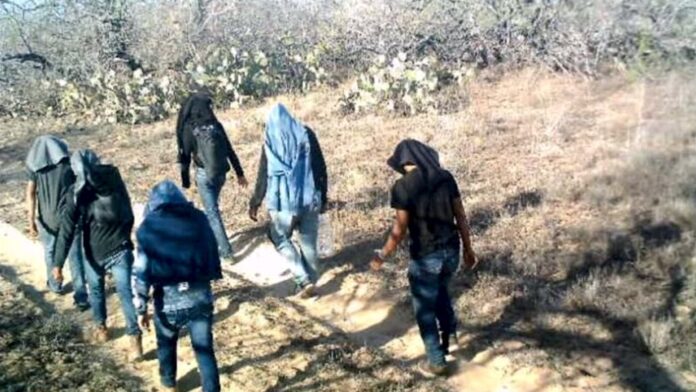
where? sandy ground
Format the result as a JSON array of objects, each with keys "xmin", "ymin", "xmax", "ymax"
[{"xmin": 0, "ymin": 219, "xmax": 585, "ymax": 391}]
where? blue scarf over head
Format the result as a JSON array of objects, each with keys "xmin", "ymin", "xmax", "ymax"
[
  {"xmin": 264, "ymin": 103, "xmax": 316, "ymax": 214},
  {"xmin": 136, "ymin": 180, "xmax": 221, "ymax": 284}
]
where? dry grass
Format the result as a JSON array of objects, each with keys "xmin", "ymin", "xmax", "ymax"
[
  {"xmin": 0, "ymin": 267, "xmax": 144, "ymax": 391},
  {"xmin": 0, "ymin": 67, "xmax": 694, "ymax": 390}
]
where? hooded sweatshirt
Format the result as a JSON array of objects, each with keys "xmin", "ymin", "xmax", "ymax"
[
  {"xmin": 25, "ymin": 136, "xmax": 75, "ymax": 233},
  {"xmin": 176, "ymin": 94, "xmax": 244, "ymax": 187},
  {"xmin": 388, "ymin": 139, "xmax": 461, "ymax": 259},
  {"xmin": 54, "ymin": 150, "xmax": 134, "ymax": 268},
  {"xmin": 133, "ymin": 181, "xmax": 218, "ymax": 315}
]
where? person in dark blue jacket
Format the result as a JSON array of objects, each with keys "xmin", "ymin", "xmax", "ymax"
[{"xmin": 133, "ymin": 180, "xmax": 221, "ymax": 392}]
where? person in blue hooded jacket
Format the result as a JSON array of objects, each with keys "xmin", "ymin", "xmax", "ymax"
[
  {"xmin": 248, "ymin": 103, "xmax": 328, "ymax": 299},
  {"xmin": 133, "ymin": 180, "xmax": 221, "ymax": 392}
]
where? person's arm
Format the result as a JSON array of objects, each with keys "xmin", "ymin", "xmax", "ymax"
[
  {"xmin": 249, "ymin": 147, "xmax": 268, "ymax": 221},
  {"xmin": 453, "ymin": 197, "xmax": 478, "ymax": 269},
  {"xmin": 370, "ymin": 209, "xmax": 409, "ymax": 271},
  {"xmin": 307, "ymin": 129, "xmax": 328, "ymax": 212},
  {"xmin": 132, "ymin": 249, "xmax": 151, "ymax": 314},
  {"xmin": 53, "ymin": 190, "xmax": 79, "ymax": 271},
  {"xmin": 223, "ymin": 131, "xmax": 246, "ymax": 185},
  {"xmin": 26, "ymin": 180, "xmax": 37, "ymax": 237},
  {"xmin": 133, "ymin": 249, "xmax": 152, "ymax": 331}
]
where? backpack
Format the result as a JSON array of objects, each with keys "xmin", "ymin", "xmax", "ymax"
[{"xmin": 193, "ymin": 124, "xmax": 230, "ymax": 179}]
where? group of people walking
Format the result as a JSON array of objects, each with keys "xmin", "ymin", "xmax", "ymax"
[{"xmin": 25, "ymin": 93, "xmax": 476, "ymax": 391}]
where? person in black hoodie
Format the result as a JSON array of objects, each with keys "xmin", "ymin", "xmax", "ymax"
[
  {"xmin": 52, "ymin": 150, "xmax": 142, "ymax": 360},
  {"xmin": 176, "ymin": 94, "xmax": 247, "ymax": 259},
  {"xmin": 25, "ymin": 135, "xmax": 89, "ymax": 310},
  {"xmin": 370, "ymin": 139, "xmax": 477, "ymax": 376}
]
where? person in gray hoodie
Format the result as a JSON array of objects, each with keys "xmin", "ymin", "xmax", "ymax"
[{"xmin": 25, "ymin": 135, "xmax": 88, "ymax": 310}]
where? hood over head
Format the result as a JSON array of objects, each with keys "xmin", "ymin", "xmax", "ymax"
[
  {"xmin": 145, "ymin": 180, "xmax": 189, "ymax": 215},
  {"xmin": 26, "ymin": 135, "xmax": 69, "ymax": 173}
]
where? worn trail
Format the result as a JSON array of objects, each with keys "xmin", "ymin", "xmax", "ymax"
[{"xmin": 0, "ymin": 219, "xmax": 594, "ymax": 391}]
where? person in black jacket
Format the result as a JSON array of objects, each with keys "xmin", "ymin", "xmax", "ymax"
[
  {"xmin": 370, "ymin": 139, "xmax": 477, "ymax": 376},
  {"xmin": 176, "ymin": 94, "xmax": 247, "ymax": 259},
  {"xmin": 52, "ymin": 150, "xmax": 142, "ymax": 360},
  {"xmin": 25, "ymin": 135, "xmax": 89, "ymax": 310},
  {"xmin": 248, "ymin": 103, "xmax": 328, "ymax": 299}
]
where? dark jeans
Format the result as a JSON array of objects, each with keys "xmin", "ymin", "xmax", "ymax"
[
  {"xmin": 408, "ymin": 247, "xmax": 459, "ymax": 367},
  {"xmin": 196, "ymin": 168, "xmax": 233, "ymax": 258},
  {"xmin": 155, "ymin": 304, "xmax": 220, "ymax": 392},
  {"xmin": 84, "ymin": 250, "xmax": 141, "ymax": 335},
  {"xmin": 37, "ymin": 221, "xmax": 88, "ymax": 305}
]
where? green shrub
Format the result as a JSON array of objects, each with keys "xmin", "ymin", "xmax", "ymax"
[
  {"xmin": 339, "ymin": 54, "xmax": 473, "ymax": 115},
  {"xmin": 42, "ymin": 47, "xmax": 327, "ymax": 124}
]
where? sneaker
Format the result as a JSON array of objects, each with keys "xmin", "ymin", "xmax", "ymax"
[
  {"xmin": 75, "ymin": 302, "xmax": 90, "ymax": 312},
  {"xmin": 298, "ymin": 283, "xmax": 317, "ymax": 299},
  {"xmin": 418, "ymin": 360, "xmax": 448, "ymax": 377},
  {"xmin": 93, "ymin": 325, "xmax": 109, "ymax": 343},
  {"xmin": 129, "ymin": 335, "xmax": 144, "ymax": 361}
]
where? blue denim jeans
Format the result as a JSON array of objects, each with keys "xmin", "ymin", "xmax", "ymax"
[
  {"xmin": 195, "ymin": 168, "xmax": 233, "ymax": 258},
  {"xmin": 408, "ymin": 247, "xmax": 460, "ymax": 367},
  {"xmin": 269, "ymin": 210, "xmax": 320, "ymax": 286},
  {"xmin": 84, "ymin": 249, "xmax": 141, "ymax": 336},
  {"xmin": 155, "ymin": 304, "xmax": 220, "ymax": 392},
  {"xmin": 37, "ymin": 221, "xmax": 88, "ymax": 305}
]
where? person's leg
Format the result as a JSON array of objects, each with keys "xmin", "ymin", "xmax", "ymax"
[
  {"xmin": 408, "ymin": 254, "xmax": 447, "ymax": 367},
  {"xmin": 437, "ymin": 249, "xmax": 460, "ymax": 355},
  {"xmin": 84, "ymin": 259, "xmax": 107, "ymax": 329},
  {"xmin": 196, "ymin": 169, "xmax": 233, "ymax": 258},
  {"xmin": 268, "ymin": 211, "xmax": 309, "ymax": 287},
  {"xmin": 297, "ymin": 210, "xmax": 320, "ymax": 284},
  {"xmin": 36, "ymin": 222, "xmax": 61, "ymax": 293},
  {"xmin": 67, "ymin": 230, "xmax": 89, "ymax": 307},
  {"xmin": 109, "ymin": 251, "xmax": 141, "ymax": 336},
  {"xmin": 188, "ymin": 305, "xmax": 220, "ymax": 392},
  {"xmin": 155, "ymin": 310, "xmax": 180, "ymax": 389}
]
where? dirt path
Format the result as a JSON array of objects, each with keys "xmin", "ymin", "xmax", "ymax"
[
  {"xmin": 230, "ymin": 238, "xmax": 613, "ymax": 392},
  {"xmin": 0, "ymin": 219, "xmax": 583, "ymax": 392}
]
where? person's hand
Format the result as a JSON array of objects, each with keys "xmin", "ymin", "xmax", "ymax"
[
  {"xmin": 237, "ymin": 176, "xmax": 248, "ymax": 188},
  {"xmin": 463, "ymin": 249, "xmax": 478, "ymax": 270},
  {"xmin": 138, "ymin": 313, "xmax": 151, "ymax": 332},
  {"xmin": 249, "ymin": 206, "xmax": 258, "ymax": 222},
  {"xmin": 370, "ymin": 256, "xmax": 385, "ymax": 272},
  {"xmin": 52, "ymin": 267, "xmax": 64, "ymax": 285},
  {"xmin": 28, "ymin": 221, "xmax": 38, "ymax": 239}
]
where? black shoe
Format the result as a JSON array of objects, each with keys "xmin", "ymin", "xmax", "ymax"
[{"xmin": 75, "ymin": 302, "xmax": 90, "ymax": 312}]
